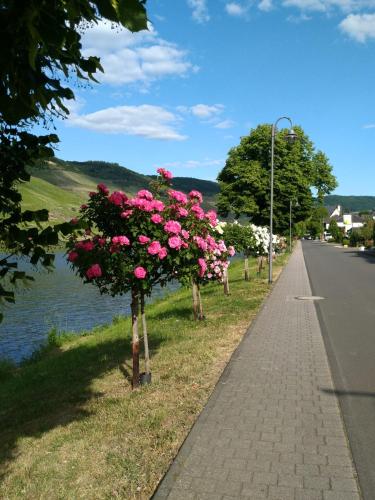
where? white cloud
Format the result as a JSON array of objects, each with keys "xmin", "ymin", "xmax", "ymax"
[
  {"xmin": 190, "ymin": 104, "xmax": 224, "ymax": 118},
  {"xmin": 340, "ymin": 13, "xmax": 375, "ymax": 41},
  {"xmin": 214, "ymin": 119, "xmax": 236, "ymax": 129},
  {"xmin": 225, "ymin": 2, "xmax": 247, "ymax": 15},
  {"xmin": 283, "ymin": 0, "xmax": 375, "ymax": 13},
  {"xmin": 363, "ymin": 123, "xmax": 375, "ymax": 128},
  {"xmin": 259, "ymin": 0, "xmax": 274, "ymax": 10},
  {"xmin": 187, "ymin": 0, "xmax": 210, "ymax": 23},
  {"xmin": 68, "ymin": 104, "xmax": 187, "ymax": 141},
  {"xmin": 82, "ymin": 21, "xmax": 197, "ymax": 86}
]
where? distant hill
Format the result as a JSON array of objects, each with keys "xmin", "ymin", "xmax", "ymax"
[
  {"xmin": 22, "ymin": 158, "xmax": 219, "ymax": 221},
  {"xmin": 324, "ymin": 195, "xmax": 375, "ymax": 213}
]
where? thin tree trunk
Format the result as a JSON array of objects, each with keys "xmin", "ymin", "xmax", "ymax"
[
  {"xmin": 140, "ymin": 293, "xmax": 150, "ymax": 376},
  {"xmin": 192, "ymin": 279, "xmax": 199, "ymax": 320},
  {"xmin": 131, "ymin": 289, "xmax": 140, "ymax": 389},
  {"xmin": 244, "ymin": 256, "xmax": 249, "ymax": 281},
  {"xmin": 197, "ymin": 284, "xmax": 204, "ymax": 320},
  {"xmin": 257, "ymin": 255, "xmax": 264, "ymax": 275},
  {"xmin": 223, "ymin": 267, "xmax": 230, "ymax": 295}
]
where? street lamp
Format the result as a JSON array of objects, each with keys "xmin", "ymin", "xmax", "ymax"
[{"xmin": 269, "ymin": 117, "xmax": 297, "ymax": 284}]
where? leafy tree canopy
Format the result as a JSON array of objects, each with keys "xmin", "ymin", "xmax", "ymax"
[
  {"xmin": 0, "ymin": 0, "xmax": 148, "ymax": 321},
  {"xmin": 217, "ymin": 124, "xmax": 337, "ymax": 233}
]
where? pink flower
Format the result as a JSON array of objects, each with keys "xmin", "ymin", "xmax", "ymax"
[
  {"xmin": 189, "ymin": 190, "xmax": 203, "ymax": 204},
  {"xmin": 194, "ymin": 236, "xmax": 208, "ymax": 251},
  {"xmin": 157, "ymin": 167, "xmax": 173, "ymax": 180},
  {"xmin": 129, "ymin": 198, "xmax": 153, "ymax": 212},
  {"xmin": 198, "ymin": 258, "xmax": 207, "ymax": 277},
  {"xmin": 206, "ymin": 210, "xmax": 218, "ymax": 227},
  {"xmin": 86, "ymin": 263, "xmax": 102, "ymax": 280},
  {"xmin": 138, "ymin": 235, "xmax": 151, "ymax": 245},
  {"xmin": 191, "ymin": 204, "xmax": 205, "ymax": 220},
  {"xmin": 76, "ymin": 240, "xmax": 94, "ymax": 251},
  {"xmin": 112, "ymin": 235, "xmax": 130, "ymax": 246},
  {"xmin": 147, "ymin": 241, "xmax": 162, "ymax": 255},
  {"xmin": 89, "ymin": 191, "xmax": 96, "ymax": 197},
  {"xmin": 206, "ymin": 235, "xmax": 216, "ymax": 251},
  {"xmin": 181, "ymin": 229, "xmax": 190, "ymax": 239},
  {"xmin": 98, "ymin": 238, "xmax": 106, "ymax": 247},
  {"xmin": 97, "ymin": 183, "xmax": 109, "ymax": 195},
  {"xmin": 228, "ymin": 245, "xmax": 236, "ymax": 257},
  {"xmin": 120, "ymin": 210, "xmax": 133, "ymax": 219},
  {"xmin": 134, "ymin": 266, "xmax": 147, "ymax": 279},
  {"xmin": 177, "ymin": 207, "xmax": 189, "ymax": 217},
  {"xmin": 68, "ymin": 251, "xmax": 78, "ymax": 262},
  {"xmin": 158, "ymin": 247, "xmax": 168, "ymax": 259},
  {"xmin": 164, "ymin": 220, "xmax": 181, "ymax": 234},
  {"xmin": 137, "ymin": 189, "xmax": 153, "ymax": 201},
  {"xmin": 151, "ymin": 213, "xmax": 163, "ymax": 224},
  {"xmin": 70, "ymin": 217, "xmax": 78, "ymax": 225},
  {"xmin": 109, "ymin": 191, "xmax": 127, "ymax": 206},
  {"xmin": 80, "ymin": 204, "xmax": 88, "ymax": 210},
  {"xmin": 168, "ymin": 236, "xmax": 183, "ymax": 250},
  {"xmin": 151, "ymin": 199, "xmax": 165, "ymax": 212},
  {"xmin": 168, "ymin": 190, "xmax": 188, "ymax": 204}
]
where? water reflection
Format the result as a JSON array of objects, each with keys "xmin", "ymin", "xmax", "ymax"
[{"xmin": 0, "ymin": 253, "xmax": 178, "ymax": 363}]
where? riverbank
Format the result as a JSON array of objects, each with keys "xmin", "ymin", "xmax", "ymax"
[{"xmin": 0, "ymin": 254, "xmax": 289, "ymax": 499}]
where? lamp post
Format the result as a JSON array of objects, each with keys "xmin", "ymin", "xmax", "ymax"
[{"xmin": 269, "ymin": 117, "xmax": 297, "ymax": 284}]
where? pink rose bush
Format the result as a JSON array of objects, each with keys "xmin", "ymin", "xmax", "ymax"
[{"xmin": 66, "ymin": 171, "xmax": 235, "ymax": 386}]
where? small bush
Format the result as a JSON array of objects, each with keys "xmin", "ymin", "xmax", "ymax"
[{"xmin": 342, "ymin": 238, "xmax": 349, "ymax": 246}]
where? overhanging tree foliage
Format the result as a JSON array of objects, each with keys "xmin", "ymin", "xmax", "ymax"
[
  {"xmin": 217, "ymin": 124, "xmax": 337, "ymax": 233},
  {"xmin": 0, "ymin": 1, "xmax": 148, "ymax": 320}
]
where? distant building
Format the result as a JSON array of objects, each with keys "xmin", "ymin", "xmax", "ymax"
[{"xmin": 324, "ymin": 205, "xmax": 364, "ymax": 234}]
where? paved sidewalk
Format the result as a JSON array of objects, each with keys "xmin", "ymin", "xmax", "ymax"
[{"xmin": 153, "ymin": 243, "xmax": 361, "ymax": 500}]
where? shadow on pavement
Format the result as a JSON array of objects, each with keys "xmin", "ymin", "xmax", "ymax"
[{"xmin": 321, "ymin": 387, "xmax": 375, "ymax": 399}]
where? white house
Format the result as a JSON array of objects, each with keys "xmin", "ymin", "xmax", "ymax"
[{"xmin": 324, "ymin": 205, "xmax": 364, "ymax": 235}]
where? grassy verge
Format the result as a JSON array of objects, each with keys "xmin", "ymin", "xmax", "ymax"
[{"xmin": 0, "ymin": 254, "xmax": 289, "ymax": 499}]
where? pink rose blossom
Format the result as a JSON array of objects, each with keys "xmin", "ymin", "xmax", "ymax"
[
  {"xmin": 151, "ymin": 213, "xmax": 163, "ymax": 224},
  {"xmin": 89, "ymin": 191, "xmax": 96, "ymax": 197},
  {"xmin": 168, "ymin": 190, "xmax": 188, "ymax": 204},
  {"xmin": 164, "ymin": 220, "xmax": 182, "ymax": 234},
  {"xmin": 150, "ymin": 199, "xmax": 165, "ymax": 212},
  {"xmin": 80, "ymin": 204, "xmax": 88, "ymax": 210},
  {"xmin": 168, "ymin": 236, "xmax": 183, "ymax": 250},
  {"xmin": 177, "ymin": 207, "xmax": 189, "ymax": 217},
  {"xmin": 194, "ymin": 236, "xmax": 208, "ymax": 251},
  {"xmin": 109, "ymin": 191, "xmax": 127, "ymax": 206},
  {"xmin": 191, "ymin": 204, "xmax": 205, "ymax": 220},
  {"xmin": 206, "ymin": 235, "xmax": 216, "ymax": 251},
  {"xmin": 181, "ymin": 230, "xmax": 190, "ymax": 239},
  {"xmin": 68, "ymin": 251, "xmax": 78, "ymax": 262},
  {"xmin": 158, "ymin": 247, "xmax": 168, "ymax": 259},
  {"xmin": 189, "ymin": 190, "xmax": 203, "ymax": 204},
  {"xmin": 129, "ymin": 198, "xmax": 153, "ymax": 212},
  {"xmin": 134, "ymin": 266, "xmax": 147, "ymax": 279},
  {"xmin": 157, "ymin": 167, "xmax": 173, "ymax": 180},
  {"xmin": 138, "ymin": 235, "xmax": 151, "ymax": 245},
  {"xmin": 198, "ymin": 258, "xmax": 207, "ymax": 277},
  {"xmin": 206, "ymin": 210, "xmax": 218, "ymax": 227},
  {"xmin": 182, "ymin": 241, "xmax": 189, "ymax": 248},
  {"xmin": 137, "ymin": 189, "xmax": 153, "ymax": 200},
  {"xmin": 98, "ymin": 238, "xmax": 106, "ymax": 247},
  {"xmin": 86, "ymin": 263, "xmax": 102, "ymax": 280},
  {"xmin": 70, "ymin": 217, "xmax": 78, "ymax": 225},
  {"xmin": 97, "ymin": 183, "xmax": 109, "ymax": 195},
  {"xmin": 112, "ymin": 235, "xmax": 130, "ymax": 246},
  {"xmin": 76, "ymin": 240, "xmax": 94, "ymax": 251},
  {"xmin": 228, "ymin": 246, "xmax": 236, "ymax": 257},
  {"xmin": 120, "ymin": 209, "xmax": 133, "ymax": 219},
  {"xmin": 147, "ymin": 241, "xmax": 162, "ymax": 255}
]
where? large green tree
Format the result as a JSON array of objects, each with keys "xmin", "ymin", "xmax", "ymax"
[
  {"xmin": 217, "ymin": 124, "xmax": 337, "ymax": 233},
  {"xmin": 0, "ymin": 1, "xmax": 148, "ymax": 320}
]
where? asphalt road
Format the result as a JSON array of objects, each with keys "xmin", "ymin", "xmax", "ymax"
[{"xmin": 302, "ymin": 240, "xmax": 375, "ymax": 500}]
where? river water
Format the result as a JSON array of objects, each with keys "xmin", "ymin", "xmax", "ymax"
[{"xmin": 0, "ymin": 253, "xmax": 178, "ymax": 363}]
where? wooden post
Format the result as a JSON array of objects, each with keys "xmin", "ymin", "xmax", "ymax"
[
  {"xmin": 223, "ymin": 267, "xmax": 230, "ymax": 295},
  {"xmin": 244, "ymin": 256, "xmax": 249, "ymax": 281},
  {"xmin": 131, "ymin": 289, "xmax": 140, "ymax": 389},
  {"xmin": 197, "ymin": 284, "xmax": 204, "ymax": 320},
  {"xmin": 140, "ymin": 293, "xmax": 150, "ymax": 376},
  {"xmin": 192, "ymin": 280, "xmax": 199, "ymax": 320}
]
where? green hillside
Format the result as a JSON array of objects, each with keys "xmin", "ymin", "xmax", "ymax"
[
  {"xmin": 22, "ymin": 159, "xmax": 219, "ymax": 221},
  {"xmin": 324, "ymin": 195, "xmax": 375, "ymax": 212}
]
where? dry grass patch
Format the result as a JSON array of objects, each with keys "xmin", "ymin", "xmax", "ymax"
[{"xmin": 0, "ymin": 254, "xmax": 289, "ymax": 499}]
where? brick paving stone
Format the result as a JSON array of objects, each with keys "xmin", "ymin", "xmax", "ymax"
[{"xmin": 152, "ymin": 243, "xmax": 360, "ymax": 499}]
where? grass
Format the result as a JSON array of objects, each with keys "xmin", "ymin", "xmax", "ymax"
[{"xmin": 0, "ymin": 254, "xmax": 289, "ymax": 499}]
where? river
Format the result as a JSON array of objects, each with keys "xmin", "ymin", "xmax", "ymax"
[{"xmin": 0, "ymin": 253, "xmax": 178, "ymax": 363}]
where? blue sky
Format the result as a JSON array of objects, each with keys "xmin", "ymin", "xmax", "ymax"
[{"xmin": 51, "ymin": 0, "xmax": 375, "ymax": 195}]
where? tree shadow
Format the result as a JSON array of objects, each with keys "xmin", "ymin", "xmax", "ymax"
[
  {"xmin": 320, "ymin": 387, "xmax": 375, "ymax": 399},
  {"xmin": 0, "ymin": 332, "xmax": 164, "ymax": 479},
  {"xmin": 345, "ymin": 249, "xmax": 375, "ymax": 264}
]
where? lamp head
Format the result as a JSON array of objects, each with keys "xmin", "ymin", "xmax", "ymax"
[{"xmin": 286, "ymin": 128, "xmax": 298, "ymax": 144}]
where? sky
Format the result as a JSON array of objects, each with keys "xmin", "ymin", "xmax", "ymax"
[{"xmin": 49, "ymin": 0, "xmax": 375, "ymax": 195}]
